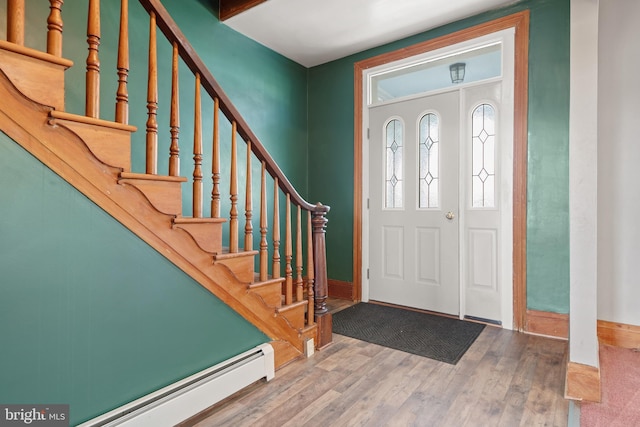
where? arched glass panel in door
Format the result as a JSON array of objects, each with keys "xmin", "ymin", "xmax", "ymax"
[
  {"xmin": 419, "ymin": 113, "xmax": 439, "ymax": 208},
  {"xmin": 385, "ymin": 119, "xmax": 403, "ymax": 208},
  {"xmin": 471, "ymin": 104, "xmax": 496, "ymax": 207}
]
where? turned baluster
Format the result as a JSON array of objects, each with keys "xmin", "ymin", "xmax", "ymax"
[
  {"xmin": 229, "ymin": 121, "xmax": 239, "ymax": 252},
  {"xmin": 47, "ymin": 0, "xmax": 64, "ymax": 57},
  {"xmin": 7, "ymin": 0, "xmax": 25, "ymax": 46},
  {"xmin": 259, "ymin": 162, "xmax": 268, "ymax": 281},
  {"xmin": 295, "ymin": 205, "xmax": 304, "ymax": 302},
  {"xmin": 210, "ymin": 98, "xmax": 221, "ymax": 218},
  {"xmin": 145, "ymin": 11, "xmax": 158, "ymax": 174},
  {"xmin": 192, "ymin": 73, "xmax": 203, "ymax": 218},
  {"xmin": 115, "ymin": 0, "xmax": 129, "ymax": 124},
  {"xmin": 244, "ymin": 141, "xmax": 253, "ymax": 251},
  {"xmin": 307, "ymin": 211, "xmax": 315, "ymax": 325},
  {"xmin": 284, "ymin": 194, "xmax": 293, "ymax": 305},
  {"xmin": 272, "ymin": 178, "xmax": 281, "ymax": 279},
  {"xmin": 85, "ymin": 0, "xmax": 101, "ymax": 118},
  {"xmin": 168, "ymin": 42, "xmax": 180, "ymax": 176}
]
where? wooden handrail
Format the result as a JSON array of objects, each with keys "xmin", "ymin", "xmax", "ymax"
[{"xmin": 137, "ymin": 0, "xmax": 327, "ymax": 215}]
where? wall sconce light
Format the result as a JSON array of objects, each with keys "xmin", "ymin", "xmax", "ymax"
[{"xmin": 449, "ymin": 62, "xmax": 466, "ymax": 84}]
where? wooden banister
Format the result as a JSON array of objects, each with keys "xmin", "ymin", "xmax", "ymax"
[
  {"xmin": 115, "ymin": 0, "xmax": 129, "ymax": 124},
  {"xmin": 211, "ymin": 98, "xmax": 221, "ymax": 218},
  {"xmin": 7, "ymin": 0, "xmax": 25, "ymax": 46},
  {"xmin": 136, "ymin": 0, "xmax": 324, "ymax": 214},
  {"xmin": 47, "ymin": 0, "xmax": 64, "ymax": 57},
  {"xmin": 145, "ymin": 11, "xmax": 158, "ymax": 174},
  {"xmin": 306, "ymin": 211, "xmax": 315, "ymax": 323},
  {"xmin": 168, "ymin": 42, "xmax": 180, "ymax": 176},
  {"xmin": 229, "ymin": 121, "xmax": 239, "ymax": 252},
  {"xmin": 259, "ymin": 162, "xmax": 268, "ymax": 281},
  {"xmin": 312, "ymin": 207, "xmax": 329, "ymax": 315},
  {"xmin": 244, "ymin": 141, "xmax": 253, "ymax": 251},
  {"xmin": 284, "ymin": 194, "xmax": 292, "ymax": 305},
  {"xmin": 193, "ymin": 73, "xmax": 203, "ymax": 218},
  {"xmin": 135, "ymin": 0, "xmax": 332, "ymax": 343},
  {"xmin": 2, "ymin": 0, "xmax": 332, "ymax": 346},
  {"xmin": 85, "ymin": 0, "xmax": 101, "ymax": 118},
  {"xmin": 272, "ymin": 177, "xmax": 281, "ymax": 279},
  {"xmin": 295, "ymin": 205, "xmax": 303, "ymax": 302}
]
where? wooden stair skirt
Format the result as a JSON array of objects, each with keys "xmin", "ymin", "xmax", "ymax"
[{"xmin": 0, "ymin": 8, "xmax": 331, "ymax": 366}]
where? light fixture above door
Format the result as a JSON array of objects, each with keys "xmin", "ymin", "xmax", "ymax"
[{"xmin": 449, "ymin": 62, "xmax": 466, "ymax": 83}]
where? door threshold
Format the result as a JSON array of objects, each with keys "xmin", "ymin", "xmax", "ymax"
[{"xmin": 464, "ymin": 315, "xmax": 502, "ymax": 326}]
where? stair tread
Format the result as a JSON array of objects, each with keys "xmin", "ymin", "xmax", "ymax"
[
  {"xmin": 213, "ymin": 249, "xmax": 259, "ymax": 260},
  {"xmin": 277, "ymin": 299, "xmax": 309, "ymax": 312},
  {"xmin": 50, "ymin": 110, "xmax": 136, "ymax": 132},
  {"xmin": 249, "ymin": 276, "xmax": 285, "ymax": 289},
  {"xmin": 0, "ymin": 39, "xmax": 73, "ymax": 68},
  {"xmin": 120, "ymin": 171, "xmax": 187, "ymax": 183},
  {"xmin": 174, "ymin": 216, "xmax": 227, "ymax": 224}
]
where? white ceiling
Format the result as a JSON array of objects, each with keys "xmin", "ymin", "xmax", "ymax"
[{"xmin": 223, "ymin": 0, "xmax": 517, "ymax": 67}]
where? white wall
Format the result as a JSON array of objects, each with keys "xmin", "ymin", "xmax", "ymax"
[
  {"xmin": 598, "ymin": 0, "xmax": 640, "ymax": 326},
  {"xmin": 569, "ymin": 0, "xmax": 599, "ymax": 367}
]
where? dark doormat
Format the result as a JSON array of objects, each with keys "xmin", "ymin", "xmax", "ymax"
[{"xmin": 332, "ymin": 302, "xmax": 485, "ymax": 365}]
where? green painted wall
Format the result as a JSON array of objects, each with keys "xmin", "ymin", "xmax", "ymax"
[
  {"xmin": 0, "ymin": 1, "xmax": 310, "ymax": 424},
  {"xmin": 5, "ymin": 0, "xmax": 310, "ymax": 217},
  {"xmin": 307, "ymin": 0, "xmax": 570, "ymax": 313},
  {"xmin": 0, "ymin": 132, "xmax": 268, "ymax": 425}
]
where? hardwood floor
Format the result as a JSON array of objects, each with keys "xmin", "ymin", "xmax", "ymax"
[{"xmin": 183, "ymin": 323, "xmax": 569, "ymax": 427}]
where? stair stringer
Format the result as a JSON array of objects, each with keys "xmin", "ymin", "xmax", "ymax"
[{"xmin": 0, "ymin": 70, "xmax": 309, "ymax": 368}]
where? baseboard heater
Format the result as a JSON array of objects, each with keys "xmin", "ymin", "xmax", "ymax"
[{"xmin": 78, "ymin": 343, "xmax": 274, "ymax": 427}]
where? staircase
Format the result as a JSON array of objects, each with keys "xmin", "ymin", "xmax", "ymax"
[{"xmin": 0, "ymin": 0, "xmax": 332, "ymax": 369}]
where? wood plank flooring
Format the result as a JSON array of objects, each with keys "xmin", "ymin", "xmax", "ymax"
[{"xmin": 183, "ymin": 324, "xmax": 569, "ymax": 427}]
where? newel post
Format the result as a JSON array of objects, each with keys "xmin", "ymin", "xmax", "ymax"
[{"xmin": 312, "ymin": 203, "xmax": 332, "ymax": 348}]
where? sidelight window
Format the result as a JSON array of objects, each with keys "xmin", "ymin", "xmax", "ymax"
[{"xmin": 471, "ymin": 104, "xmax": 496, "ymax": 207}]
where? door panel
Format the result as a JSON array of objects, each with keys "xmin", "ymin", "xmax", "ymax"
[
  {"xmin": 382, "ymin": 226, "xmax": 404, "ymax": 280},
  {"xmin": 369, "ymin": 91, "xmax": 459, "ymax": 315},
  {"xmin": 416, "ymin": 227, "xmax": 440, "ymax": 285}
]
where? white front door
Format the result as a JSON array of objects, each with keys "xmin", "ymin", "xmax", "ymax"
[
  {"xmin": 368, "ymin": 81, "xmax": 511, "ymax": 322},
  {"xmin": 369, "ymin": 90, "xmax": 460, "ymax": 315}
]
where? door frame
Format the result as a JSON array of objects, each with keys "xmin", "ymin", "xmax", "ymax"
[{"xmin": 353, "ymin": 11, "xmax": 529, "ymax": 331}]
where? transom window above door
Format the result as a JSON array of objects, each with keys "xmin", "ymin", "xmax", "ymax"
[{"xmin": 369, "ymin": 42, "xmax": 502, "ymax": 105}]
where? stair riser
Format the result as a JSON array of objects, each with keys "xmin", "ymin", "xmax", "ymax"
[
  {"xmin": 216, "ymin": 256, "xmax": 255, "ymax": 283},
  {"xmin": 173, "ymin": 221, "xmax": 224, "ymax": 254},
  {"xmin": 250, "ymin": 282, "xmax": 283, "ymax": 308},
  {"xmin": 51, "ymin": 119, "xmax": 132, "ymax": 171},
  {"xmin": 0, "ymin": 47, "xmax": 67, "ymax": 111},
  {"xmin": 278, "ymin": 303, "xmax": 307, "ymax": 330},
  {"xmin": 118, "ymin": 177, "xmax": 185, "ymax": 216}
]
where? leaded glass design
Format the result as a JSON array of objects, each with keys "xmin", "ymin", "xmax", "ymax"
[
  {"xmin": 385, "ymin": 119, "xmax": 403, "ymax": 208},
  {"xmin": 419, "ymin": 113, "xmax": 439, "ymax": 208},
  {"xmin": 471, "ymin": 104, "xmax": 496, "ymax": 207}
]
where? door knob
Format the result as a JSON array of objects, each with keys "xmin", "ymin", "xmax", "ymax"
[{"xmin": 445, "ymin": 211, "xmax": 455, "ymax": 220}]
